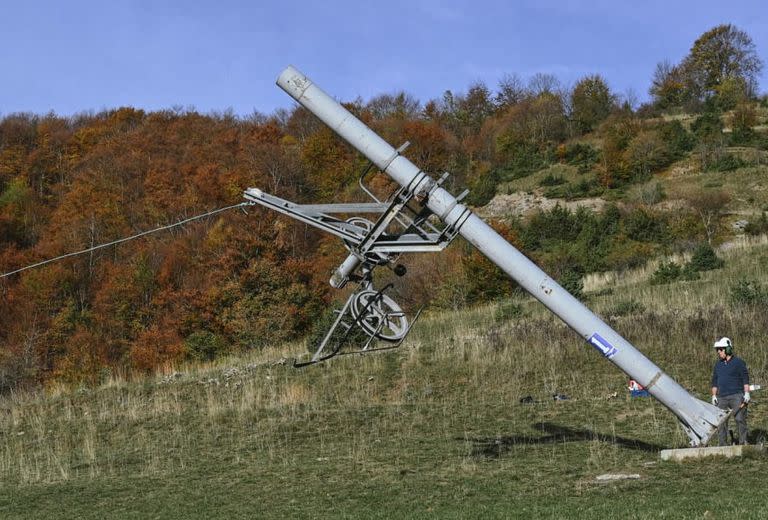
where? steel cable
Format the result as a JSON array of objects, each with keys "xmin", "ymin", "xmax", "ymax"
[{"xmin": 0, "ymin": 202, "xmax": 252, "ymax": 279}]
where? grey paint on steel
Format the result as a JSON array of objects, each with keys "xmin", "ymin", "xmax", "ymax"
[{"xmin": 276, "ymin": 65, "xmax": 728, "ymax": 446}]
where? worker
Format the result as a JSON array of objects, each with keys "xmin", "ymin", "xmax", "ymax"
[{"xmin": 710, "ymin": 337, "xmax": 750, "ymax": 445}]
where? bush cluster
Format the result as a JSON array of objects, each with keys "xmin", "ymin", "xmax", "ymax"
[
  {"xmin": 688, "ymin": 243, "xmax": 726, "ymax": 271},
  {"xmin": 543, "ymin": 178, "xmax": 601, "ymax": 199},
  {"xmin": 538, "ymin": 173, "xmax": 566, "ymax": 187},
  {"xmin": 705, "ymin": 154, "xmax": 747, "ymax": 172},
  {"xmin": 558, "ymin": 270, "xmax": 584, "ymax": 299},
  {"xmin": 607, "ymin": 299, "xmax": 646, "ymax": 317},
  {"xmin": 514, "ymin": 204, "xmax": 706, "ymax": 289},
  {"xmin": 657, "ymin": 121, "xmax": 695, "ymax": 158},
  {"xmin": 744, "ymin": 213, "xmax": 768, "ymax": 235},
  {"xmin": 560, "ymin": 143, "xmax": 599, "ymax": 173},
  {"xmin": 494, "ymin": 301, "xmax": 524, "ymax": 321},
  {"xmin": 650, "ymin": 243, "xmax": 724, "ymax": 285},
  {"xmin": 185, "ymin": 331, "xmax": 227, "ymax": 362},
  {"xmin": 495, "ymin": 143, "xmax": 547, "ymax": 181},
  {"xmin": 465, "ymin": 168, "xmax": 500, "ymax": 206},
  {"xmin": 730, "ymin": 279, "xmax": 768, "ymax": 307},
  {"xmin": 650, "ymin": 261, "xmax": 699, "ymax": 285}
]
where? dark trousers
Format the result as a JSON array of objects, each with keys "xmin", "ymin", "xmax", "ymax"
[{"xmin": 717, "ymin": 393, "xmax": 748, "ymax": 445}]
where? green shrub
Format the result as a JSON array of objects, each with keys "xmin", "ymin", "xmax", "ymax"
[
  {"xmin": 558, "ymin": 269, "xmax": 584, "ymax": 298},
  {"xmin": 185, "ymin": 331, "xmax": 228, "ymax": 362},
  {"xmin": 705, "ymin": 153, "xmax": 747, "ymax": 172},
  {"xmin": 0, "ymin": 177, "xmax": 32, "ymax": 208},
  {"xmin": 543, "ymin": 178, "xmax": 601, "ymax": 199},
  {"xmin": 681, "ymin": 265, "xmax": 701, "ymax": 281},
  {"xmin": 539, "ymin": 173, "xmax": 566, "ymax": 186},
  {"xmin": 624, "ymin": 207, "xmax": 667, "ymax": 242},
  {"xmin": 649, "ymin": 244, "xmax": 722, "ymax": 286},
  {"xmin": 608, "ymin": 299, "xmax": 646, "ymax": 317},
  {"xmin": 691, "ymin": 111, "xmax": 724, "ymax": 140},
  {"xmin": 730, "ymin": 127, "xmax": 757, "ymax": 146},
  {"xmin": 651, "ymin": 261, "xmax": 682, "ymax": 285},
  {"xmin": 744, "ymin": 213, "xmax": 768, "ymax": 235},
  {"xmin": 688, "ymin": 243, "xmax": 725, "ymax": 271},
  {"xmin": 494, "ymin": 301, "xmax": 524, "ymax": 321},
  {"xmin": 730, "ymin": 279, "xmax": 768, "ymax": 307},
  {"xmin": 562, "ymin": 143, "xmax": 599, "ymax": 173},
  {"xmin": 466, "ymin": 168, "xmax": 500, "ymax": 206},
  {"xmin": 521, "ymin": 205, "xmax": 583, "ymax": 249},
  {"xmin": 656, "ymin": 120, "xmax": 695, "ymax": 157},
  {"xmin": 495, "ymin": 143, "xmax": 547, "ymax": 181}
]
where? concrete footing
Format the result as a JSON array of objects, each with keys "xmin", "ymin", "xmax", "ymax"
[{"xmin": 661, "ymin": 444, "xmax": 764, "ymax": 461}]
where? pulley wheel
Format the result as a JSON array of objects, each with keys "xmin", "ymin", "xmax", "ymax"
[{"xmin": 350, "ymin": 290, "xmax": 409, "ymax": 342}]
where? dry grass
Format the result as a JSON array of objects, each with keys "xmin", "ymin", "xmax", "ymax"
[{"xmin": 1, "ymin": 238, "xmax": 768, "ymax": 518}]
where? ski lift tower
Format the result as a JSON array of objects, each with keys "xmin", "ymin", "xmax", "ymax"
[{"xmin": 252, "ymin": 65, "xmax": 730, "ymax": 447}]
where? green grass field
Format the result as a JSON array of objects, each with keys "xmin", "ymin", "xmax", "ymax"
[{"xmin": 2, "ymin": 240, "xmax": 768, "ymax": 519}]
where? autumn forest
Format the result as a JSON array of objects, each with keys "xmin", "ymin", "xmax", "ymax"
[{"xmin": 1, "ymin": 24, "xmax": 767, "ymax": 391}]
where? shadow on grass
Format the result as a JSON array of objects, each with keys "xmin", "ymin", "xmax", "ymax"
[
  {"xmin": 465, "ymin": 422, "xmax": 664, "ymax": 458},
  {"xmin": 750, "ymin": 428, "xmax": 767, "ymax": 445}
]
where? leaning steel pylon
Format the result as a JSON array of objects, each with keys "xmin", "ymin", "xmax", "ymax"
[{"xmin": 246, "ymin": 65, "xmax": 730, "ymax": 446}]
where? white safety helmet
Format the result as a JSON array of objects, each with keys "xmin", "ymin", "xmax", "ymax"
[{"xmin": 713, "ymin": 337, "xmax": 733, "ymax": 355}]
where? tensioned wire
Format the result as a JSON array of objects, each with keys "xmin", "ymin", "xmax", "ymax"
[{"xmin": 0, "ymin": 202, "xmax": 252, "ymax": 279}]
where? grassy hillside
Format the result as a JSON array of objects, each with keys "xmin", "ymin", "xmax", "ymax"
[{"xmin": 2, "ymin": 238, "xmax": 768, "ymax": 519}]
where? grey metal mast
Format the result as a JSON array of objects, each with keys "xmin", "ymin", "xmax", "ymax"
[{"xmin": 276, "ymin": 65, "xmax": 727, "ymax": 446}]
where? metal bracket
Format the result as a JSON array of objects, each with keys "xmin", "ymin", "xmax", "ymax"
[
  {"xmin": 244, "ymin": 158, "xmax": 470, "ymax": 368},
  {"xmin": 244, "ymin": 182, "xmax": 469, "ymax": 257},
  {"xmin": 359, "ymin": 141, "xmax": 411, "ymax": 204}
]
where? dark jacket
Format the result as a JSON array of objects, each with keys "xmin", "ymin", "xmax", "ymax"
[{"xmin": 711, "ymin": 356, "xmax": 749, "ymax": 397}]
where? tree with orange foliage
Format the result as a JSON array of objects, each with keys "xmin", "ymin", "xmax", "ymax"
[{"xmin": 129, "ymin": 319, "xmax": 186, "ymax": 373}]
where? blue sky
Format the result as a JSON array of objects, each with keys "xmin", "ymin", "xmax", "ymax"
[{"xmin": 1, "ymin": 1, "xmax": 766, "ymax": 117}]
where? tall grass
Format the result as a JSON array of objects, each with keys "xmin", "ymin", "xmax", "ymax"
[{"xmin": 1, "ymin": 241, "xmax": 768, "ymax": 518}]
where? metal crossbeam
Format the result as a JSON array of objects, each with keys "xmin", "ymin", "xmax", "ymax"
[{"xmin": 244, "ymin": 187, "xmax": 465, "ymax": 254}]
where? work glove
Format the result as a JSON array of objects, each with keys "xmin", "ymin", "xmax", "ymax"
[
  {"xmin": 711, "ymin": 395, "xmax": 718, "ymax": 406},
  {"xmin": 743, "ymin": 392, "xmax": 751, "ymax": 404}
]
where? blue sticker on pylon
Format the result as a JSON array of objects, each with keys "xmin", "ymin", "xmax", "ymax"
[{"xmin": 589, "ymin": 333, "xmax": 618, "ymax": 359}]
